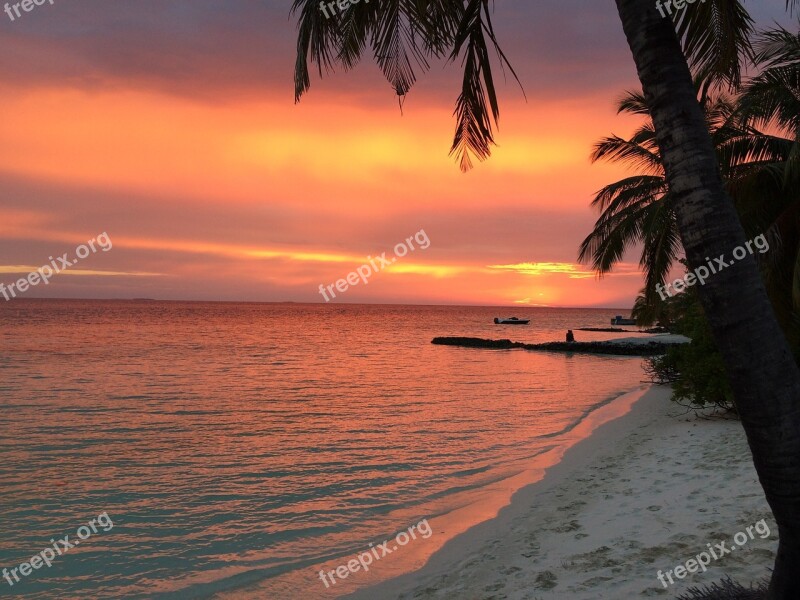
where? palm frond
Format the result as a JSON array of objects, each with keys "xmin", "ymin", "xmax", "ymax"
[
  {"xmin": 400, "ymin": 0, "xmax": 463, "ymax": 58},
  {"xmin": 579, "ymin": 177, "xmax": 669, "ymax": 274},
  {"xmin": 579, "ymin": 200, "xmax": 656, "ymax": 274},
  {"xmin": 291, "ymin": 0, "xmax": 344, "ymax": 102},
  {"xmin": 448, "ymin": 0, "xmax": 496, "ymax": 171},
  {"xmin": 293, "ymin": 0, "xmax": 521, "ymax": 172},
  {"xmin": 448, "ymin": 0, "xmax": 521, "ymax": 171},
  {"xmin": 739, "ymin": 68, "xmax": 800, "ymax": 132},
  {"xmin": 640, "ymin": 199, "xmax": 683, "ymax": 299},
  {"xmin": 337, "ymin": 0, "xmax": 383, "ymax": 71},
  {"xmin": 590, "ymin": 175, "xmax": 667, "ymax": 211},
  {"xmin": 674, "ymin": 0, "xmax": 755, "ymax": 90},
  {"xmin": 718, "ymin": 133, "xmax": 794, "ymax": 168},
  {"xmin": 738, "ymin": 26, "xmax": 800, "ymax": 132},
  {"xmin": 370, "ymin": 0, "xmax": 431, "ymax": 96},
  {"xmin": 753, "ymin": 25, "xmax": 800, "ymax": 68},
  {"xmin": 616, "ymin": 90, "xmax": 650, "ymax": 117},
  {"xmin": 591, "ymin": 135, "xmax": 663, "ymax": 175}
]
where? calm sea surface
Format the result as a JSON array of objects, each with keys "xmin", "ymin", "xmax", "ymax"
[{"xmin": 0, "ymin": 301, "xmax": 650, "ymax": 599}]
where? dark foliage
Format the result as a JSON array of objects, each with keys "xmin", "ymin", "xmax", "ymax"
[
  {"xmin": 676, "ymin": 576, "xmax": 768, "ymax": 600},
  {"xmin": 644, "ymin": 288, "xmax": 736, "ymax": 413}
]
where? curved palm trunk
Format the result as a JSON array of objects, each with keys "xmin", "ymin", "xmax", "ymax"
[{"xmin": 615, "ymin": 0, "xmax": 800, "ymax": 597}]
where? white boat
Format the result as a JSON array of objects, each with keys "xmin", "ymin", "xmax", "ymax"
[{"xmin": 494, "ymin": 317, "xmax": 530, "ymax": 325}]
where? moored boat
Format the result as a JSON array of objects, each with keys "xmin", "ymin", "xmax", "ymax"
[
  {"xmin": 610, "ymin": 315, "xmax": 637, "ymax": 325},
  {"xmin": 494, "ymin": 317, "xmax": 530, "ymax": 325}
]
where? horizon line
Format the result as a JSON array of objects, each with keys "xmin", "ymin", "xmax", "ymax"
[{"xmin": 1, "ymin": 297, "xmax": 635, "ymax": 310}]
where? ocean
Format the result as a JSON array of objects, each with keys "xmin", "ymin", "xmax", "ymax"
[{"xmin": 0, "ymin": 300, "xmax": 650, "ymax": 599}]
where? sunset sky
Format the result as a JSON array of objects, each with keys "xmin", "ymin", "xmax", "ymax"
[{"xmin": 0, "ymin": 0, "xmax": 791, "ymax": 306}]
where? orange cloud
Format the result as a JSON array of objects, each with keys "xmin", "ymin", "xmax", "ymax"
[
  {"xmin": 0, "ymin": 83, "xmax": 644, "ymax": 306},
  {"xmin": 0, "ymin": 266, "xmax": 161, "ymax": 277}
]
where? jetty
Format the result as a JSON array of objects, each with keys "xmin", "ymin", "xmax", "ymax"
[{"xmin": 431, "ymin": 336, "xmax": 688, "ymax": 357}]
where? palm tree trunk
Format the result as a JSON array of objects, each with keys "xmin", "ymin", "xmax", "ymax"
[{"xmin": 614, "ymin": 0, "xmax": 800, "ymax": 597}]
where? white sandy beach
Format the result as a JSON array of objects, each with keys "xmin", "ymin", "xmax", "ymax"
[
  {"xmin": 609, "ymin": 333, "xmax": 692, "ymax": 346},
  {"xmin": 347, "ymin": 385, "xmax": 777, "ymax": 599}
]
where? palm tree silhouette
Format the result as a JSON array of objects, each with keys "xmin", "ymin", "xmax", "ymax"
[{"xmin": 579, "ymin": 84, "xmax": 799, "ymax": 340}]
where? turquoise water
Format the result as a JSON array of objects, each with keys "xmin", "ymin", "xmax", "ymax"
[{"xmin": 0, "ymin": 301, "xmax": 648, "ymax": 599}]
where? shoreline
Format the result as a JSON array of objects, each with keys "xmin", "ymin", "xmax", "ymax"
[
  {"xmin": 345, "ymin": 385, "xmax": 776, "ymax": 599},
  {"xmin": 336, "ymin": 385, "xmax": 652, "ymax": 600},
  {"xmin": 213, "ymin": 386, "xmax": 652, "ymax": 600}
]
